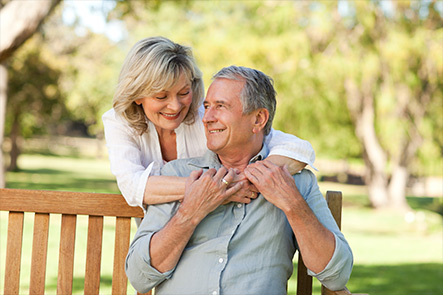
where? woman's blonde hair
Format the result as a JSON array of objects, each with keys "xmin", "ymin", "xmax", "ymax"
[{"xmin": 113, "ymin": 37, "xmax": 204, "ymax": 134}]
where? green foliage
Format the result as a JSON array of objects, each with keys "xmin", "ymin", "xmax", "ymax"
[
  {"xmin": 6, "ymin": 0, "xmax": 441, "ymax": 176},
  {"xmin": 6, "ymin": 36, "xmax": 67, "ymax": 138},
  {"xmin": 62, "ymin": 33, "xmax": 122, "ymax": 135}
]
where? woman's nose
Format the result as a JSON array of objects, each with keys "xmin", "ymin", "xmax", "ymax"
[{"xmin": 168, "ymin": 96, "xmax": 181, "ymax": 111}]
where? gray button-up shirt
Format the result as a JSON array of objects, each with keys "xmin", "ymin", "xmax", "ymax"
[{"xmin": 126, "ymin": 146, "xmax": 353, "ymax": 294}]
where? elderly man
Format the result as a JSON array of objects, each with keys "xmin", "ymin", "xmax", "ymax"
[{"xmin": 125, "ymin": 66, "xmax": 353, "ymax": 294}]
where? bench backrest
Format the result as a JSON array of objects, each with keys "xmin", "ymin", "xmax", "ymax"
[
  {"xmin": 0, "ymin": 188, "xmax": 147, "ymax": 295},
  {"xmin": 0, "ymin": 188, "xmax": 349, "ymax": 295}
]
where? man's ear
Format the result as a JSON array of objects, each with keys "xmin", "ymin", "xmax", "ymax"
[{"xmin": 252, "ymin": 108, "xmax": 269, "ymax": 133}]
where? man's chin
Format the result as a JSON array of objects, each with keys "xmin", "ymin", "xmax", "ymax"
[{"xmin": 206, "ymin": 143, "xmax": 222, "ymax": 153}]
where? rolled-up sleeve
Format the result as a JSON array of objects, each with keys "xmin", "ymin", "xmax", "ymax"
[
  {"xmin": 125, "ymin": 231, "xmax": 174, "ymax": 293},
  {"xmin": 296, "ymin": 170, "xmax": 353, "ymax": 290},
  {"xmin": 103, "ymin": 109, "xmax": 161, "ymax": 209},
  {"xmin": 125, "ymin": 201, "xmax": 179, "ymax": 293}
]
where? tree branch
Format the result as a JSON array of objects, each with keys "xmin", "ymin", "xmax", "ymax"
[{"xmin": 0, "ymin": 0, "xmax": 61, "ymax": 62}]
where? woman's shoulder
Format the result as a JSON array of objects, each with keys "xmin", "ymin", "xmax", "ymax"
[{"xmin": 102, "ymin": 108, "xmax": 117, "ymax": 122}]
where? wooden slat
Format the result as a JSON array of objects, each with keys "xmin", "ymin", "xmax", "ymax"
[
  {"xmin": 297, "ymin": 191, "xmax": 343, "ymax": 295},
  {"xmin": 84, "ymin": 215, "xmax": 104, "ymax": 294},
  {"xmin": 4, "ymin": 212, "xmax": 24, "ymax": 295},
  {"xmin": 321, "ymin": 191, "xmax": 344, "ymax": 295},
  {"xmin": 326, "ymin": 191, "xmax": 343, "ymax": 229},
  {"xmin": 0, "ymin": 188, "xmax": 144, "ymax": 218},
  {"xmin": 112, "ymin": 217, "xmax": 131, "ymax": 295},
  {"xmin": 296, "ymin": 252, "xmax": 312, "ymax": 295},
  {"xmin": 29, "ymin": 213, "xmax": 50, "ymax": 294},
  {"xmin": 57, "ymin": 214, "xmax": 77, "ymax": 294}
]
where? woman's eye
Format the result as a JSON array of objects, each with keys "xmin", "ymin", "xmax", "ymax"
[
  {"xmin": 179, "ymin": 91, "xmax": 190, "ymax": 96},
  {"xmin": 155, "ymin": 95, "xmax": 167, "ymax": 100}
]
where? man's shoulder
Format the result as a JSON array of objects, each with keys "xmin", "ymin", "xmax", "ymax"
[
  {"xmin": 293, "ymin": 168, "xmax": 316, "ymax": 179},
  {"xmin": 161, "ymin": 156, "xmax": 207, "ymax": 177}
]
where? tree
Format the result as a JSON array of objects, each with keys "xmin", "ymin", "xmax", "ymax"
[
  {"xmin": 0, "ymin": 0, "xmax": 61, "ymax": 186},
  {"xmin": 339, "ymin": 1, "xmax": 442, "ymax": 209},
  {"xmin": 6, "ymin": 36, "xmax": 65, "ymax": 171}
]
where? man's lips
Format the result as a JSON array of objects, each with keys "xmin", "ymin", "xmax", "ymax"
[{"xmin": 207, "ymin": 129, "xmax": 225, "ymax": 134}]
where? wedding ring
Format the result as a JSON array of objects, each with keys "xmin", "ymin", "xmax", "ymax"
[
  {"xmin": 221, "ymin": 178, "xmax": 229, "ymax": 186},
  {"xmin": 251, "ymin": 192, "xmax": 255, "ymax": 198}
]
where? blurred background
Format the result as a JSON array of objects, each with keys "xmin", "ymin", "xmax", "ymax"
[{"xmin": 0, "ymin": 0, "xmax": 442, "ymax": 294}]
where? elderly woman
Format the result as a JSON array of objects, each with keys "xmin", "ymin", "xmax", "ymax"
[{"xmin": 102, "ymin": 36, "xmax": 315, "ymax": 210}]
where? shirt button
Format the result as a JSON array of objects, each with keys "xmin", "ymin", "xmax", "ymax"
[
  {"xmin": 218, "ymin": 258, "xmax": 224, "ymax": 263},
  {"xmin": 237, "ymin": 203, "xmax": 242, "ymax": 208},
  {"xmin": 212, "ymin": 291, "xmax": 217, "ymax": 295}
]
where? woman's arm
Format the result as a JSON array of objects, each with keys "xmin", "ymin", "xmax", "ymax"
[
  {"xmin": 265, "ymin": 128, "xmax": 316, "ymax": 174},
  {"xmin": 144, "ymin": 176, "xmax": 186, "ymax": 205},
  {"xmin": 266, "ymin": 155, "xmax": 306, "ymax": 174}
]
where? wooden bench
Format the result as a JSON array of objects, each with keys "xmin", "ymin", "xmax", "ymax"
[{"xmin": 0, "ymin": 188, "xmax": 355, "ymax": 294}]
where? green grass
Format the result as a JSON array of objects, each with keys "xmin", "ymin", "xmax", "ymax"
[{"xmin": 1, "ymin": 153, "xmax": 442, "ymax": 295}]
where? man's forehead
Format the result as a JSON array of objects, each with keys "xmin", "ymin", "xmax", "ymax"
[{"xmin": 206, "ymin": 78, "xmax": 244, "ymax": 99}]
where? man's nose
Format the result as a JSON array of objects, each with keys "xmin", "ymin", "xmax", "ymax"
[{"xmin": 203, "ymin": 107, "xmax": 215, "ymax": 123}]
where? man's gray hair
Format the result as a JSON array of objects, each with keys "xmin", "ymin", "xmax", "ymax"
[{"xmin": 212, "ymin": 66, "xmax": 276, "ymax": 135}]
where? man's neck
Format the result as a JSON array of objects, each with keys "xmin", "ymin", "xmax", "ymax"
[{"xmin": 217, "ymin": 144, "xmax": 263, "ymax": 172}]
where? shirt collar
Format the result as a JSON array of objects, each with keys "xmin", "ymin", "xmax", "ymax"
[{"xmin": 188, "ymin": 144, "xmax": 269, "ymax": 170}]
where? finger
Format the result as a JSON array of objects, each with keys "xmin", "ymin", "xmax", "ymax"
[
  {"xmin": 225, "ymin": 180, "xmax": 243, "ymax": 196},
  {"xmin": 213, "ymin": 166, "xmax": 228, "ymax": 183},
  {"xmin": 250, "ymin": 191, "xmax": 259, "ymax": 199},
  {"xmin": 203, "ymin": 168, "xmax": 217, "ymax": 177},
  {"xmin": 218, "ymin": 168, "xmax": 236, "ymax": 186},
  {"xmin": 282, "ymin": 165, "xmax": 291, "ymax": 175},
  {"xmin": 244, "ymin": 169, "xmax": 259, "ymax": 185},
  {"xmin": 240, "ymin": 197, "xmax": 251, "ymax": 204},
  {"xmin": 246, "ymin": 162, "xmax": 266, "ymax": 177},
  {"xmin": 261, "ymin": 159, "xmax": 278, "ymax": 168},
  {"xmin": 187, "ymin": 169, "xmax": 203, "ymax": 185}
]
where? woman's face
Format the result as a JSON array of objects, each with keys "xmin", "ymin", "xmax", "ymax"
[{"xmin": 135, "ymin": 73, "xmax": 193, "ymax": 133}]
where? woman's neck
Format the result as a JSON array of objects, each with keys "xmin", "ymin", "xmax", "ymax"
[{"xmin": 156, "ymin": 127, "xmax": 177, "ymax": 162}]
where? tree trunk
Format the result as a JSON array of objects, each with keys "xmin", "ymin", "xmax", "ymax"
[
  {"xmin": 0, "ymin": 64, "xmax": 7, "ymax": 187},
  {"xmin": 0, "ymin": 0, "xmax": 61, "ymax": 186},
  {"xmin": 0, "ymin": 0, "xmax": 62, "ymax": 62},
  {"xmin": 388, "ymin": 165, "xmax": 410, "ymax": 210},
  {"xmin": 7, "ymin": 113, "xmax": 20, "ymax": 171},
  {"xmin": 345, "ymin": 78, "xmax": 390, "ymax": 208}
]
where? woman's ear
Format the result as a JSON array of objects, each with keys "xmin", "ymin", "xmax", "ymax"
[
  {"xmin": 252, "ymin": 108, "xmax": 269, "ymax": 133},
  {"xmin": 134, "ymin": 99, "xmax": 142, "ymax": 105}
]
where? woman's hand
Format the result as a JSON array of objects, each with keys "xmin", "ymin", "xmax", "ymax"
[
  {"xmin": 223, "ymin": 169, "xmax": 259, "ymax": 204},
  {"xmin": 180, "ymin": 167, "xmax": 243, "ymax": 224}
]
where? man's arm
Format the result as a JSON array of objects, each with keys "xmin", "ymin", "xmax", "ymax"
[
  {"xmin": 126, "ymin": 167, "xmax": 243, "ymax": 292},
  {"xmin": 244, "ymin": 161, "xmax": 352, "ymax": 289},
  {"xmin": 149, "ymin": 167, "xmax": 242, "ymax": 273}
]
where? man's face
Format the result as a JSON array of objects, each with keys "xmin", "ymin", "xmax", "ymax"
[{"xmin": 203, "ymin": 78, "xmax": 256, "ymax": 155}]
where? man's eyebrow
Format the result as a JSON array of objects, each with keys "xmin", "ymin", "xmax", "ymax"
[{"xmin": 204, "ymin": 99, "xmax": 229, "ymax": 106}]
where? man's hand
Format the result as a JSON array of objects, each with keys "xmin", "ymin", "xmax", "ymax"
[
  {"xmin": 245, "ymin": 160, "xmax": 336, "ymax": 274},
  {"xmin": 244, "ymin": 160, "xmax": 301, "ymax": 211},
  {"xmin": 179, "ymin": 167, "xmax": 243, "ymax": 225}
]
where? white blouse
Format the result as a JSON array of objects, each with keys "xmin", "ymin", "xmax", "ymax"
[{"xmin": 102, "ymin": 107, "xmax": 316, "ymax": 209}]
